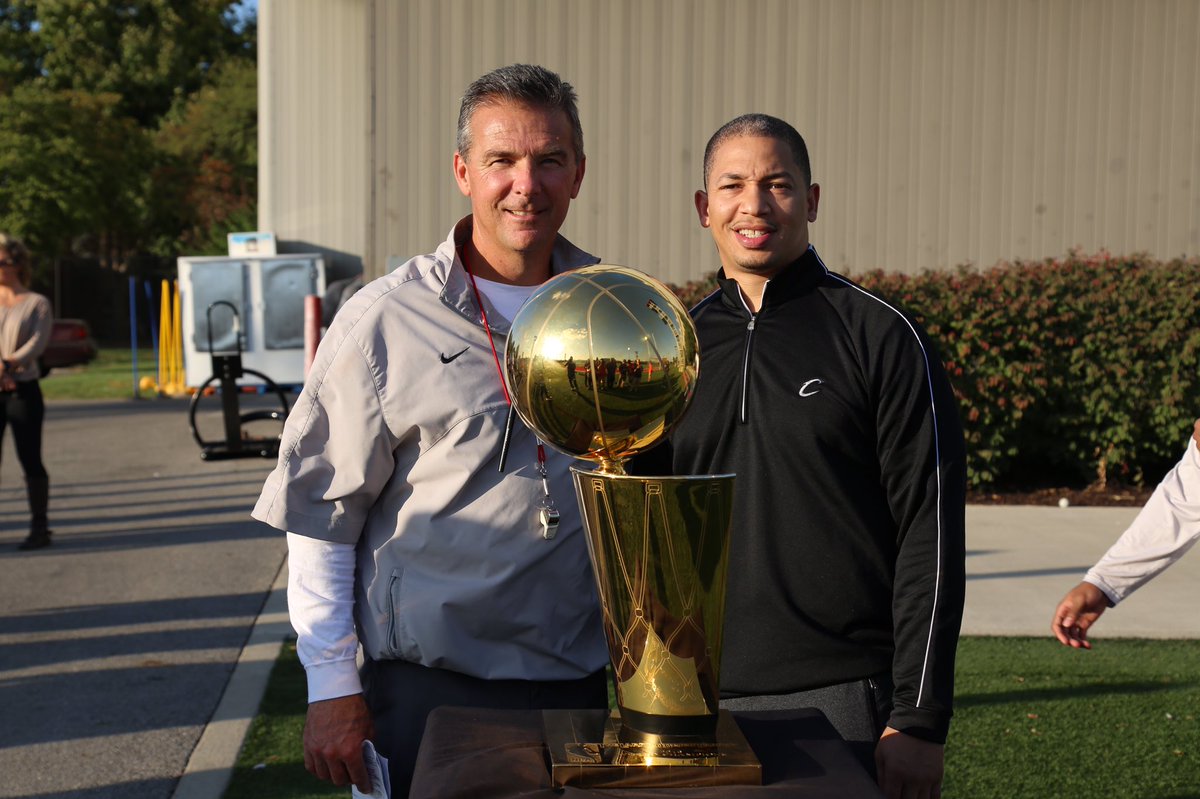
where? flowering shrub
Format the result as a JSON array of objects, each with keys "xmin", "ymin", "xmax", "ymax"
[{"xmin": 668, "ymin": 252, "xmax": 1200, "ymax": 489}]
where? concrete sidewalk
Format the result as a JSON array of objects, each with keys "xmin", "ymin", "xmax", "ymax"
[
  {"xmin": 2, "ymin": 399, "xmax": 1196, "ymax": 798},
  {"xmin": 963, "ymin": 504, "xmax": 1200, "ymax": 639}
]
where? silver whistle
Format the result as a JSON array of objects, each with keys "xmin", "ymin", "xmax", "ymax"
[{"xmin": 540, "ymin": 506, "xmax": 560, "ymax": 540}]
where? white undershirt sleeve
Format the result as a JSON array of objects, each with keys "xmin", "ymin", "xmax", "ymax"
[
  {"xmin": 1084, "ymin": 435, "xmax": 1200, "ymax": 604},
  {"xmin": 286, "ymin": 532, "xmax": 363, "ymax": 702}
]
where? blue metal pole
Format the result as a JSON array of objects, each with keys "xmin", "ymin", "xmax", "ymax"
[
  {"xmin": 144, "ymin": 280, "xmax": 159, "ymax": 353},
  {"xmin": 144, "ymin": 280, "xmax": 160, "ymax": 393},
  {"xmin": 129, "ymin": 278, "xmax": 139, "ymax": 398}
]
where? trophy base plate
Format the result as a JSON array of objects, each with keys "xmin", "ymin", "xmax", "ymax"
[{"xmin": 544, "ymin": 709, "xmax": 761, "ymax": 788}]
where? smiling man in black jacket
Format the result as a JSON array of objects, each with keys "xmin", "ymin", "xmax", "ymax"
[{"xmin": 668, "ymin": 114, "xmax": 966, "ymax": 799}]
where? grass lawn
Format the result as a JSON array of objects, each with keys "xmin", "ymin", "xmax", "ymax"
[
  {"xmin": 947, "ymin": 637, "xmax": 1198, "ymax": 798},
  {"xmin": 226, "ymin": 637, "xmax": 1199, "ymax": 798},
  {"xmin": 40, "ymin": 347, "xmax": 159, "ymax": 401},
  {"xmin": 224, "ymin": 641, "xmax": 341, "ymax": 799}
]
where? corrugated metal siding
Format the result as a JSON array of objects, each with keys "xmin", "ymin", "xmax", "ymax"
[
  {"xmin": 261, "ymin": 0, "xmax": 1200, "ymax": 284},
  {"xmin": 258, "ymin": 0, "xmax": 370, "ymax": 277}
]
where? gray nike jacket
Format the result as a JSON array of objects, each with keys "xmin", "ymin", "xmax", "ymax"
[{"xmin": 253, "ymin": 217, "xmax": 608, "ymax": 680}]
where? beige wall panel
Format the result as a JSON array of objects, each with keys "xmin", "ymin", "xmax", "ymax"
[
  {"xmin": 263, "ymin": 0, "xmax": 1200, "ymax": 285},
  {"xmin": 259, "ymin": 0, "xmax": 369, "ymax": 277}
]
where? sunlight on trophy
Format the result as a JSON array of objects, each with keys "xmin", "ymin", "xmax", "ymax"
[{"xmin": 505, "ymin": 265, "xmax": 759, "ymax": 788}]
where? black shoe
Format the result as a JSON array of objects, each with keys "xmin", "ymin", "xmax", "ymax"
[{"xmin": 17, "ymin": 530, "xmax": 51, "ymax": 550}]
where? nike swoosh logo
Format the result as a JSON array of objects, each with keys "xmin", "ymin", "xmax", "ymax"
[{"xmin": 440, "ymin": 347, "xmax": 469, "ymax": 364}]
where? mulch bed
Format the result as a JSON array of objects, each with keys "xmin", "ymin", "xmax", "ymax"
[{"xmin": 966, "ymin": 484, "xmax": 1154, "ymax": 507}]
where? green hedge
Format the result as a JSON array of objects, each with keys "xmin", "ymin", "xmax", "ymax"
[{"xmin": 669, "ymin": 253, "xmax": 1200, "ymax": 489}]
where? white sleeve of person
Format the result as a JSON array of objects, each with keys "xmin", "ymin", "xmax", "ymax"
[
  {"xmin": 286, "ymin": 532, "xmax": 363, "ymax": 702},
  {"xmin": 1084, "ymin": 435, "xmax": 1200, "ymax": 605}
]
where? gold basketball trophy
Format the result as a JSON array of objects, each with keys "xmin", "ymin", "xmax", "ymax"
[{"xmin": 505, "ymin": 265, "xmax": 760, "ymax": 788}]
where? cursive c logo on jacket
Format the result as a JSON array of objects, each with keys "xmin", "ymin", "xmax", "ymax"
[{"xmin": 798, "ymin": 378, "xmax": 823, "ymax": 398}]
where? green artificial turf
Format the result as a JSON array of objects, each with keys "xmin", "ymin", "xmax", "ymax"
[
  {"xmin": 945, "ymin": 637, "xmax": 1198, "ymax": 798},
  {"xmin": 222, "ymin": 638, "xmax": 1199, "ymax": 799}
]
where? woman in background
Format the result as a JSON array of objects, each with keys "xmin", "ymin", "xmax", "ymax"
[{"xmin": 0, "ymin": 233, "xmax": 54, "ymax": 550}]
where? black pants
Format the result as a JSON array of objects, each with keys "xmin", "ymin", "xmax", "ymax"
[
  {"xmin": 0, "ymin": 381, "xmax": 47, "ymax": 480},
  {"xmin": 720, "ymin": 672, "xmax": 893, "ymax": 778},
  {"xmin": 361, "ymin": 658, "xmax": 608, "ymax": 799}
]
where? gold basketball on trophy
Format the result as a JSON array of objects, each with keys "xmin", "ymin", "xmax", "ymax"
[{"xmin": 504, "ymin": 265, "xmax": 698, "ymax": 473}]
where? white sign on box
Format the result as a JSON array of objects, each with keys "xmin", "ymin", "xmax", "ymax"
[{"xmin": 227, "ymin": 231, "xmax": 277, "ymax": 257}]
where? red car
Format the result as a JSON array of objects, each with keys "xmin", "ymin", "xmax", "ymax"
[{"xmin": 40, "ymin": 318, "xmax": 98, "ymax": 376}]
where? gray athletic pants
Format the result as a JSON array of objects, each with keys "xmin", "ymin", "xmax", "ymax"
[{"xmin": 719, "ymin": 672, "xmax": 893, "ymax": 777}]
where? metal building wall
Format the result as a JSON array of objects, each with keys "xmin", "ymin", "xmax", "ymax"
[
  {"xmin": 261, "ymin": 0, "xmax": 1200, "ymax": 285},
  {"xmin": 258, "ymin": 0, "xmax": 370, "ymax": 278}
]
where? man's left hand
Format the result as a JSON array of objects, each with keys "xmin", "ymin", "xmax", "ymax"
[{"xmin": 875, "ymin": 726, "xmax": 943, "ymax": 799}]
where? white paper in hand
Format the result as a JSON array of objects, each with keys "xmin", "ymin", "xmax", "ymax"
[{"xmin": 350, "ymin": 739, "xmax": 391, "ymax": 799}]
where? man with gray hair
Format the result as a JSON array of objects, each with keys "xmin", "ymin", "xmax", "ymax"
[{"xmin": 253, "ymin": 63, "xmax": 608, "ymax": 797}]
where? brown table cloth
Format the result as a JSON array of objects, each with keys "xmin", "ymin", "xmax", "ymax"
[{"xmin": 409, "ymin": 707, "xmax": 886, "ymax": 798}]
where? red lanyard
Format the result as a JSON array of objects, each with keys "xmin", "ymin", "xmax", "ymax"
[{"xmin": 458, "ymin": 249, "xmax": 552, "ymax": 489}]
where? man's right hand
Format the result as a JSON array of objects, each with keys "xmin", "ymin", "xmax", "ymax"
[
  {"xmin": 1051, "ymin": 581, "xmax": 1109, "ymax": 649},
  {"xmin": 303, "ymin": 694, "xmax": 376, "ymax": 792}
]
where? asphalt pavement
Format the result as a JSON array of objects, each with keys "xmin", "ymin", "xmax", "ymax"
[
  {"xmin": 1, "ymin": 398, "xmax": 1197, "ymax": 799},
  {"xmin": 0, "ymin": 396, "xmax": 285, "ymax": 799}
]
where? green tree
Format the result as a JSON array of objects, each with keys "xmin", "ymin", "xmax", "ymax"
[
  {"xmin": 26, "ymin": 0, "xmax": 253, "ymax": 127},
  {"xmin": 0, "ymin": 2, "xmax": 42, "ymax": 93},
  {"xmin": 152, "ymin": 56, "xmax": 257, "ymax": 254},
  {"xmin": 0, "ymin": 85, "xmax": 151, "ymax": 266},
  {"xmin": 0, "ymin": 0, "xmax": 257, "ymax": 270}
]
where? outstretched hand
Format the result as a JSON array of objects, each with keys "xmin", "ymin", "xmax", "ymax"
[
  {"xmin": 1051, "ymin": 581, "xmax": 1109, "ymax": 649},
  {"xmin": 302, "ymin": 694, "xmax": 376, "ymax": 793},
  {"xmin": 875, "ymin": 727, "xmax": 944, "ymax": 799}
]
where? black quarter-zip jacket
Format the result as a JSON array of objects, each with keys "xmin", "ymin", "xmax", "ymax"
[{"xmin": 666, "ymin": 246, "xmax": 966, "ymax": 742}]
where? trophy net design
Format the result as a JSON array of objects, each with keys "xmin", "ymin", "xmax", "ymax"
[{"xmin": 505, "ymin": 265, "xmax": 759, "ymax": 787}]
